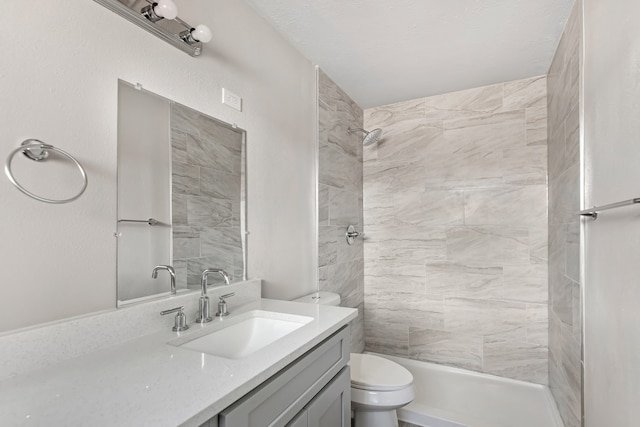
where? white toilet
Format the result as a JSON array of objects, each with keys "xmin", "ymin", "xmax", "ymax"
[{"xmin": 294, "ymin": 292, "xmax": 415, "ymax": 427}]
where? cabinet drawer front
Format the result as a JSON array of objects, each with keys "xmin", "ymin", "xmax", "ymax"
[{"xmin": 219, "ymin": 326, "xmax": 350, "ymax": 427}]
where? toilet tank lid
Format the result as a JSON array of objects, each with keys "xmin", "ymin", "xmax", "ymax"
[
  {"xmin": 293, "ymin": 291, "xmax": 340, "ymax": 306},
  {"xmin": 349, "ymin": 353, "xmax": 413, "ymax": 391}
]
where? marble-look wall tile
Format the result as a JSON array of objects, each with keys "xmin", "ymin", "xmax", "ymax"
[
  {"xmin": 526, "ymin": 303, "xmax": 549, "ymax": 346},
  {"xmin": 172, "ymin": 193, "xmax": 188, "ymax": 226},
  {"xmin": 187, "ymin": 196, "xmax": 233, "ymax": 227},
  {"xmin": 318, "ymin": 184, "xmax": 329, "ymax": 226},
  {"xmin": 186, "ymin": 134, "xmax": 237, "ymax": 173},
  {"xmin": 502, "ymin": 146, "xmax": 547, "ymax": 185},
  {"xmin": 172, "ymin": 162, "xmax": 200, "ymax": 195},
  {"xmin": 464, "ymin": 186, "xmax": 547, "ymax": 226},
  {"xmin": 425, "ymin": 262, "xmax": 502, "ymax": 299},
  {"xmin": 446, "ymin": 226, "xmax": 530, "ymax": 267},
  {"xmin": 200, "ymin": 167, "xmax": 240, "ymax": 200},
  {"xmin": 364, "ymin": 337, "xmax": 409, "ymax": 358},
  {"xmin": 526, "ymin": 105, "xmax": 548, "ymax": 147},
  {"xmin": 501, "ymin": 264, "xmax": 548, "ymax": 303},
  {"xmin": 444, "ymin": 298, "xmax": 527, "ymax": 341},
  {"xmin": 317, "ymin": 70, "xmax": 364, "ymax": 352},
  {"xmin": 173, "ymin": 227, "xmax": 200, "ymax": 260},
  {"xmin": 409, "ymin": 328, "xmax": 483, "ymax": 371},
  {"xmin": 547, "ymin": 1, "xmax": 583, "ymax": 425},
  {"xmin": 483, "ymin": 338, "xmax": 548, "ymax": 384},
  {"xmin": 319, "ymin": 144, "xmax": 362, "ymax": 193},
  {"xmin": 364, "ymin": 75, "xmax": 549, "ymax": 384},
  {"xmin": 171, "ymin": 103, "xmax": 244, "ymax": 293},
  {"xmin": 503, "ymin": 76, "xmax": 547, "ymax": 110},
  {"xmin": 328, "ymin": 187, "xmax": 360, "ymax": 226}
]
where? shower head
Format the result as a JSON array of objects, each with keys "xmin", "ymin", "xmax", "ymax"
[{"xmin": 348, "ymin": 127, "xmax": 382, "ymax": 146}]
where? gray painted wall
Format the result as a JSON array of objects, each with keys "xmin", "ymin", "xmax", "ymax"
[{"xmin": 583, "ymin": 0, "xmax": 640, "ymax": 424}]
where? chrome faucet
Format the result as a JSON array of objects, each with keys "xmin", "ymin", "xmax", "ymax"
[
  {"xmin": 151, "ymin": 265, "xmax": 177, "ymax": 295},
  {"xmin": 197, "ymin": 268, "xmax": 231, "ymax": 323}
]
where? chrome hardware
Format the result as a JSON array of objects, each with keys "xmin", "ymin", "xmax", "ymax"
[
  {"xmin": 216, "ymin": 292, "xmax": 235, "ymax": 317},
  {"xmin": 579, "ymin": 198, "xmax": 640, "ymax": 221},
  {"xmin": 197, "ymin": 269, "xmax": 231, "ymax": 323},
  {"xmin": 4, "ymin": 139, "xmax": 88, "ymax": 204},
  {"xmin": 160, "ymin": 306, "xmax": 189, "ymax": 332},
  {"xmin": 346, "ymin": 225, "xmax": 362, "ymax": 245},
  {"xmin": 151, "ymin": 265, "xmax": 177, "ymax": 295},
  {"xmin": 93, "ymin": 0, "xmax": 206, "ymax": 57},
  {"xmin": 118, "ymin": 218, "xmax": 161, "ymax": 226}
]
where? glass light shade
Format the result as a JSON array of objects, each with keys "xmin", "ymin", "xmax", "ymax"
[
  {"xmin": 154, "ymin": 0, "xmax": 178, "ymax": 20},
  {"xmin": 192, "ymin": 25, "xmax": 213, "ymax": 43}
]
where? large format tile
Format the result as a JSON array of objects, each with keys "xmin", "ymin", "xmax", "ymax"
[
  {"xmin": 503, "ymin": 76, "xmax": 547, "ymax": 111},
  {"xmin": 483, "ymin": 338, "xmax": 548, "ymax": 384},
  {"xmin": 395, "ymin": 190, "xmax": 464, "ymax": 226},
  {"xmin": 446, "ymin": 226, "xmax": 530, "ymax": 267},
  {"xmin": 369, "ymin": 292, "xmax": 445, "ymax": 331},
  {"xmin": 502, "ymin": 145, "xmax": 547, "ymax": 185},
  {"xmin": 409, "ymin": 328, "xmax": 483, "ymax": 371},
  {"xmin": 362, "ymin": 74, "xmax": 552, "ymax": 385},
  {"xmin": 444, "ymin": 297, "xmax": 527, "ymax": 341},
  {"xmin": 187, "ymin": 196, "xmax": 234, "ymax": 227},
  {"xmin": 172, "ymin": 162, "xmax": 200, "ymax": 196},
  {"xmin": 319, "ymin": 144, "xmax": 362, "ymax": 193},
  {"xmin": 200, "ymin": 167, "xmax": 240, "ymax": 201},
  {"xmin": 463, "ymin": 186, "xmax": 547, "ymax": 227},
  {"xmin": 526, "ymin": 303, "xmax": 549, "ymax": 346},
  {"xmin": 425, "ymin": 262, "xmax": 503, "ymax": 299},
  {"xmin": 366, "ymin": 224, "xmax": 447, "ymax": 264}
]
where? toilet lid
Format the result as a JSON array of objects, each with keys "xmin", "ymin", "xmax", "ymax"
[{"xmin": 349, "ymin": 353, "xmax": 413, "ymax": 391}]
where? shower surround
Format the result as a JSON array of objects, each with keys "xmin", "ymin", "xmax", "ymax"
[
  {"xmin": 363, "ymin": 76, "xmax": 549, "ymax": 384},
  {"xmin": 317, "ymin": 69, "xmax": 365, "ymax": 352}
]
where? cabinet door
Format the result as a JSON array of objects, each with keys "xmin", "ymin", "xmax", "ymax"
[
  {"xmin": 286, "ymin": 409, "xmax": 308, "ymax": 427},
  {"xmin": 307, "ymin": 367, "xmax": 351, "ymax": 427}
]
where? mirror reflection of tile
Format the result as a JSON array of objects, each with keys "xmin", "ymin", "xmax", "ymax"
[{"xmin": 170, "ymin": 103, "xmax": 245, "ymax": 290}]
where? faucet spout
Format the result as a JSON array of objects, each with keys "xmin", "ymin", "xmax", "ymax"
[
  {"xmin": 151, "ymin": 265, "xmax": 177, "ymax": 295},
  {"xmin": 197, "ymin": 268, "xmax": 232, "ymax": 324}
]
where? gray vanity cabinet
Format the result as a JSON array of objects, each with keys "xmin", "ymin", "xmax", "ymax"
[
  {"xmin": 217, "ymin": 326, "xmax": 351, "ymax": 427},
  {"xmin": 304, "ymin": 366, "xmax": 350, "ymax": 427}
]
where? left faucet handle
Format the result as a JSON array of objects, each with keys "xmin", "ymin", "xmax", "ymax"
[{"xmin": 160, "ymin": 306, "xmax": 189, "ymax": 332}]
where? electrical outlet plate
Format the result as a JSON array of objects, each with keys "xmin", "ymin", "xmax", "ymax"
[{"xmin": 222, "ymin": 88, "xmax": 242, "ymax": 112}]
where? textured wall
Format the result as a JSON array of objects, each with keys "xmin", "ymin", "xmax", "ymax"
[
  {"xmin": 547, "ymin": 1, "xmax": 583, "ymax": 426},
  {"xmin": 317, "ymin": 69, "xmax": 365, "ymax": 352},
  {"xmin": 583, "ymin": 0, "xmax": 640, "ymax": 424},
  {"xmin": 0, "ymin": 0, "xmax": 316, "ymax": 332},
  {"xmin": 363, "ymin": 76, "xmax": 549, "ymax": 384},
  {"xmin": 170, "ymin": 103, "xmax": 245, "ymax": 289}
]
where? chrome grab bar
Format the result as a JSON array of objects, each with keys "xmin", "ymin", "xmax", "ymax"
[
  {"xmin": 579, "ymin": 198, "xmax": 640, "ymax": 220},
  {"xmin": 117, "ymin": 218, "xmax": 161, "ymax": 226}
]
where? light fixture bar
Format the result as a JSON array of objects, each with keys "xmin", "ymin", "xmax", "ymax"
[{"xmin": 93, "ymin": 0, "xmax": 203, "ymax": 56}]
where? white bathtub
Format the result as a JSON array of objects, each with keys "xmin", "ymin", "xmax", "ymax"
[{"xmin": 368, "ymin": 353, "xmax": 564, "ymax": 427}]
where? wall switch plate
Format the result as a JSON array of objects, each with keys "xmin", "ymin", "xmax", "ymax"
[{"xmin": 222, "ymin": 88, "xmax": 242, "ymax": 112}]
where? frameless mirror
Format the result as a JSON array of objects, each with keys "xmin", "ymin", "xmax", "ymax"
[{"xmin": 117, "ymin": 80, "xmax": 246, "ymax": 305}]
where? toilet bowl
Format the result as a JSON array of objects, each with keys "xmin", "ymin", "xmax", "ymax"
[{"xmin": 293, "ymin": 292, "xmax": 415, "ymax": 426}]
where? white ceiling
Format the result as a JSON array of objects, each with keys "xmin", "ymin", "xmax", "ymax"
[{"xmin": 244, "ymin": 0, "xmax": 574, "ymax": 108}]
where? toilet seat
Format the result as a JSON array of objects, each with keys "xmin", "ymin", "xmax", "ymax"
[{"xmin": 349, "ymin": 353, "xmax": 414, "ymax": 391}]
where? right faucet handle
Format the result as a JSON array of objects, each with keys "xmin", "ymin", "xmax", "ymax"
[{"xmin": 216, "ymin": 292, "xmax": 235, "ymax": 317}]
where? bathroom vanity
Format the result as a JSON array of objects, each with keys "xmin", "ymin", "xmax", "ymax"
[{"xmin": 0, "ymin": 281, "xmax": 357, "ymax": 426}]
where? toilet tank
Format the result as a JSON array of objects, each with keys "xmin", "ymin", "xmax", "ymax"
[{"xmin": 293, "ymin": 291, "xmax": 341, "ymax": 306}]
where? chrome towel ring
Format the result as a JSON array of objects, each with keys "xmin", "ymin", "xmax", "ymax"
[{"xmin": 4, "ymin": 139, "xmax": 88, "ymax": 204}]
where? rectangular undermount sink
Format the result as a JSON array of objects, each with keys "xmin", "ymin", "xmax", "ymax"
[{"xmin": 177, "ymin": 310, "xmax": 314, "ymax": 359}]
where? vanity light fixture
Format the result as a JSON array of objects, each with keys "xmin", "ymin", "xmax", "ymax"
[
  {"xmin": 94, "ymin": 0, "xmax": 212, "ymax": 56},
  {"xmin": 141, "ymin": 0, "xmax": 179, "ymax": 22}
]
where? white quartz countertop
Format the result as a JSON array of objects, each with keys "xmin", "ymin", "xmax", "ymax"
[{"xmin": 0, "ymin": 299, "xmax": 357, "ymax": 426}]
